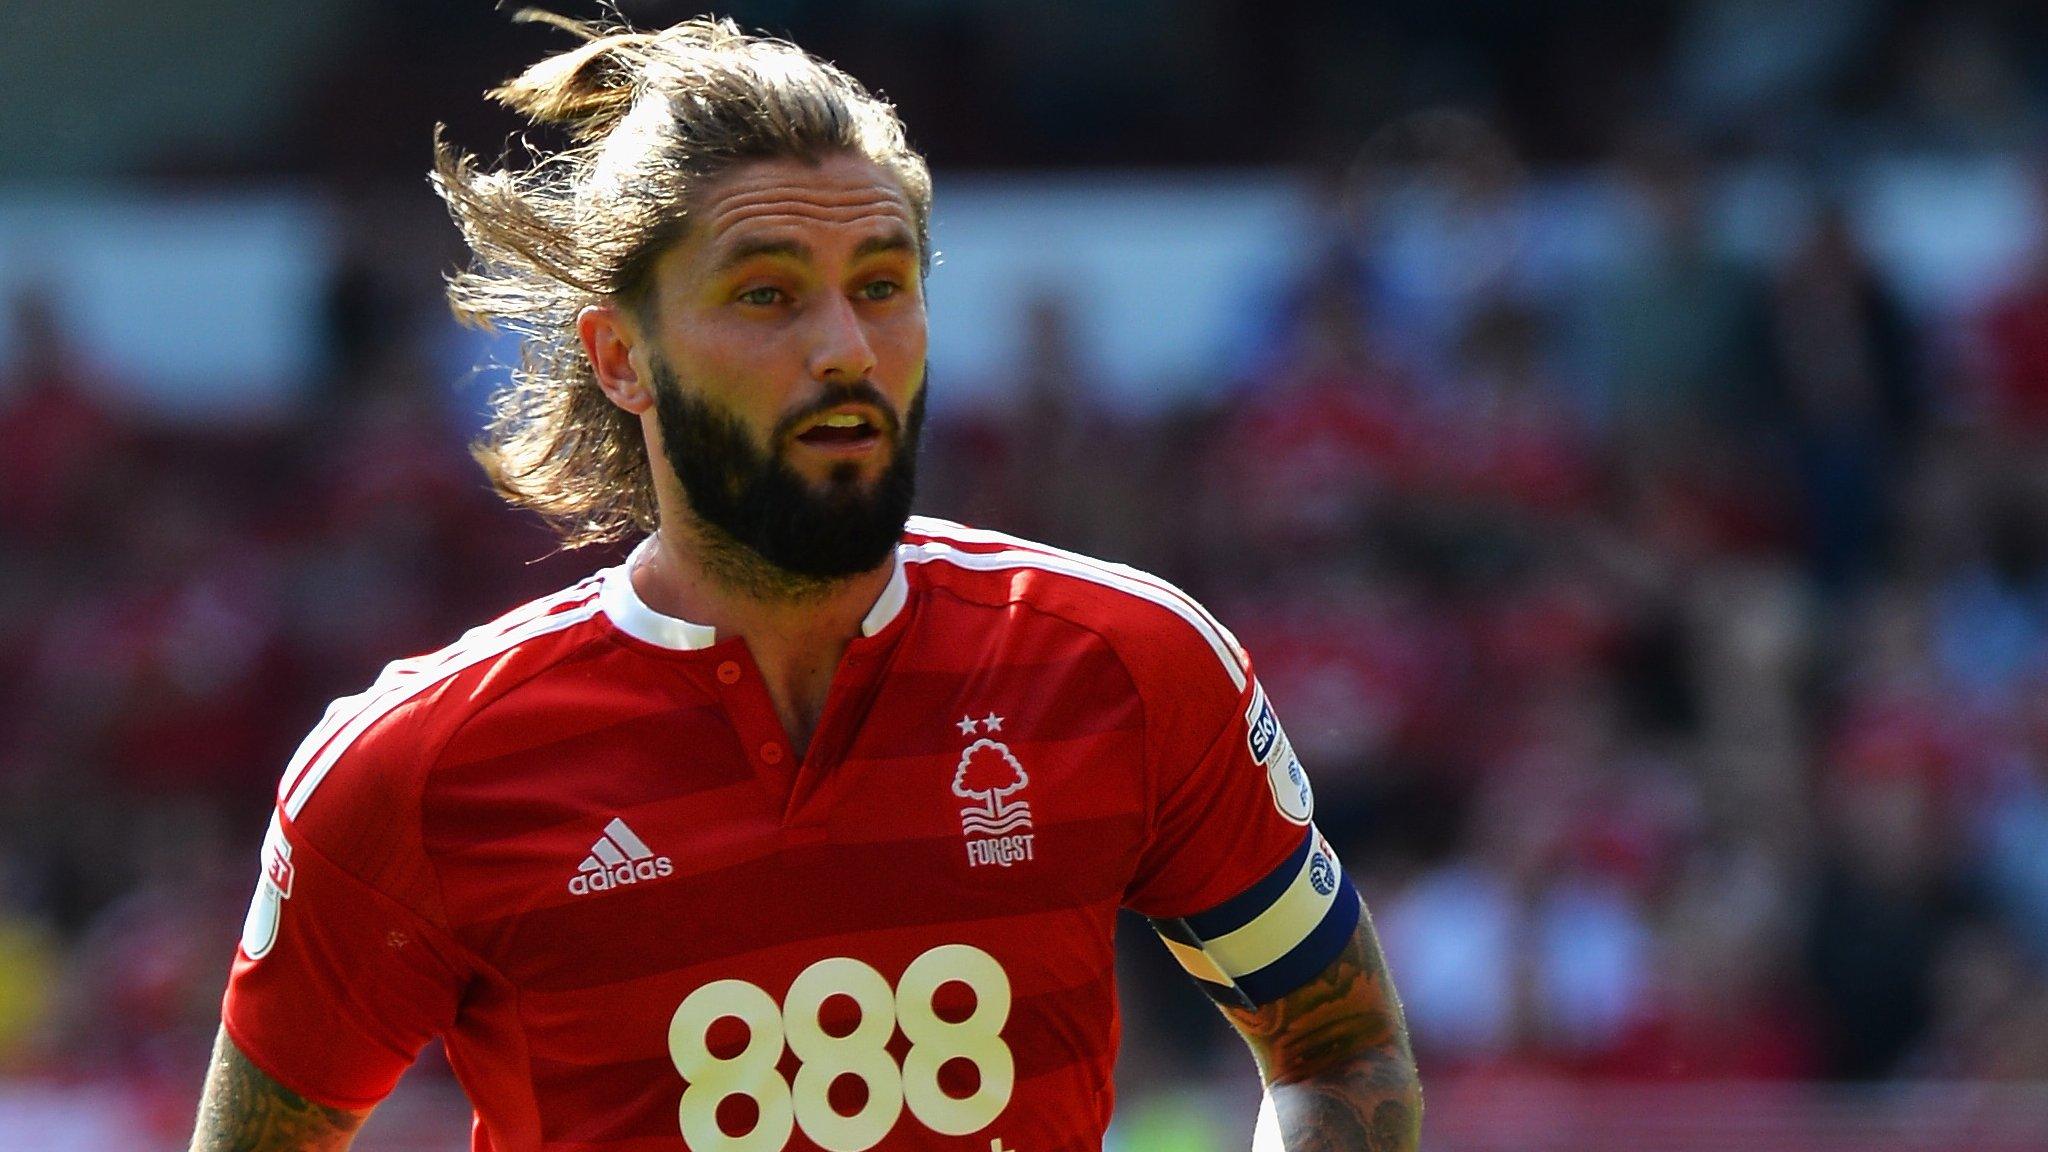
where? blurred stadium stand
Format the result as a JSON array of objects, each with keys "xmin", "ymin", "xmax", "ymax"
[{"xmin": 6, "ymin": 1, "xmax": 2048, "ymax": 1148}]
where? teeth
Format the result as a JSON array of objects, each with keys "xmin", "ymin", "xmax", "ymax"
[{"xmin": 820, "ymin": 413, "xmax": 865, "ymax": 428}]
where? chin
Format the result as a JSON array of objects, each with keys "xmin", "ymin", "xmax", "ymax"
[{"xmin": 815, "ymin": 461, "xmax": 885, "ymax": 492}]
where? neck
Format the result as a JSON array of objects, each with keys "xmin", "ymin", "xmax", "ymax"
[
  {"xmin": 631, "ymin": 515, "xmax": 895, "ymax": 757},
  {"xmin": 634, "ymin": 518, "xmax": 892, "ymax": 649}
]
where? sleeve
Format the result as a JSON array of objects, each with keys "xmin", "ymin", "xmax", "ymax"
[
  {"xmin": 220, "ymin": 738, "xmax": 471, "ymax": 1110},
  {"xmin": 1120, "ymin": 627, "xmax": 1359, "ymax": 1007}
]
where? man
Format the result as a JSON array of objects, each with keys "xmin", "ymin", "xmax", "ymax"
[{"xmin": 191, "ymin": 14, "xmax": 1420, "ymax": 1152}]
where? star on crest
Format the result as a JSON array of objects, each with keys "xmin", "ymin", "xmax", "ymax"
[
  {"xmin": 957, "ymin": 715, "xmax": 980, "ymax": 736},
  {"xmin": 981, "ymin": 713, "xmax": 1005, "ymax": 733}
]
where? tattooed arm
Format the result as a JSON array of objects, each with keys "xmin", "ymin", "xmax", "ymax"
[
  {"xmin": 1219, "ymin": 901, "xmax": 1422, "ymax": 1151},
  {"xmin": 189, "ymin": 1027, "xmax": 371, "ymax": 1152}
]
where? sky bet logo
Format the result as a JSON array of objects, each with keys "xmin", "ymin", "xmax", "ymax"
[
  {"xmin": 569, "ymin": 818, "xmax": 674, "ymax": 896},
  {"xmin": 1245, "ymin": 682, "xmax": 1313, "ymax": 825},
  {"xmin": 1247, "ymin": 694, "xmax": 1280, "ymax": 763}
]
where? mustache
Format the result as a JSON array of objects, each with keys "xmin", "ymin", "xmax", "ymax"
[{"xmin": 772, "ymin": 381, "xmax": 901, "ymax": 442}]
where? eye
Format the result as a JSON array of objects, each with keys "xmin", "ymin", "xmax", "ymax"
[
  {"xmin": 736, "ymin": 286, "xmax": 786, "ymax": 306},
  {"xmin": 860, "ymin": 280, "xmax": 901, "ymax": 302}
]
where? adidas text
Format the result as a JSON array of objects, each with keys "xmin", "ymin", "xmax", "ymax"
[{"xmin": 569, "ymin": 856, "xmax": 673, "ymax": 895}]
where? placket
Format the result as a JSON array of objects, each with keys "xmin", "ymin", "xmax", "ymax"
[
  {"xmin": 780, "ymin": 639, "xmax": 889, "ymax": 829},
  {"xmin": 703, "ymin": 642, "xmax": 800, "ymax": 812}
]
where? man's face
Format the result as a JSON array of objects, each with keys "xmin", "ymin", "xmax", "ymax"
[{"xmin": 634, "ymin": 153, "xmax": 929, "ymax": 577}]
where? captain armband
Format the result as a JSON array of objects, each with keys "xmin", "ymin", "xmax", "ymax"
[{"xmin": 1148, "ymin": 826, "xmax": 1359, "ymax": 1008}]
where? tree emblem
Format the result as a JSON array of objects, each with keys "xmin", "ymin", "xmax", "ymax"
[{"xmin": 953, "ymin": 738, "xmax": 1029, "ymax": 817}]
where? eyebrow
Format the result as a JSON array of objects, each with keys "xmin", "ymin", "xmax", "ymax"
[
  {"xmin": 708, "ymin": 228, "xmax": 918, "ymax": 276},
  {"xmin": 852, "ymin": 231, "xmax": 918, "ymax": 261}
]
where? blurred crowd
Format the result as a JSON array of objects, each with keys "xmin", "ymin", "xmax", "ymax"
[
  {"xmin": 6, "ymin": 0, "xmax": 2048, "ymax": 1146},
  {"xmin": 953, "ymin": 136, "xmax": 2048, "ymax": 1095}
]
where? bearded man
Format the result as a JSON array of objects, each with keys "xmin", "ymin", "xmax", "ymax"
[{"xmin": 191, "ymin": 14, "xmax": 1420, "ymax": 1152}]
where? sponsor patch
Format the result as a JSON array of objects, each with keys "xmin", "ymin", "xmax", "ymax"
[
  {"xmin": 1271, "ymin": 752, "xmax": 1314, "ymax": 824},
  {"xmin": 1246, "ymin": 682, "xmax": 1313, "ymax": 824},
  {"xmin": 1246, "ymin": 688, "xmax": 1280, "ymax": 764},
  {"xmin": 240, "ymin": 812, "xmax": 292, "ymax": 960}
]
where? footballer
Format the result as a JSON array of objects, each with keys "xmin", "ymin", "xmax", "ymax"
[{"xmin": 190, "ymin": 13, "xmax": 1420, "ymax": 1152}]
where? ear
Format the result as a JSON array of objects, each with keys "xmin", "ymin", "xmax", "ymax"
[{"xmin": 578, "ymin": 303, "xmax": 655, "ymax": 414}]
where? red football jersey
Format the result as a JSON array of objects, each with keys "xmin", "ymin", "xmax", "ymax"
[{"xmin": 222, "ymin": 517, "xmax": 1353, "ymax": 1152}]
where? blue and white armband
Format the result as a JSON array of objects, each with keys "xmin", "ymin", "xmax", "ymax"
[{"xmin": 1149, "ymin": 826, "xmax": 1360, "ymax": 1008}]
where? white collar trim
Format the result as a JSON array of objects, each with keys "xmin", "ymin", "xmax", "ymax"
[
  {"xmin": 599, "ymin": 539, "xmax": 718, "ymax": 650},
  {"xmin": 599, "ymin": 538, "xmax": 911, "ymax": 651},
  {"xmin": 860, "ymin": 549, "xmax": 911, "ymax": 637}
]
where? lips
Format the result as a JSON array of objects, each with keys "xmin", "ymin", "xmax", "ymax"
[
  {"xmin": 796, "ymin": 412, "xmax": 879, "ymax": 445},
  {"xmin": 789, "ymin": 402, "xmax": 892, "ymax": 451}
]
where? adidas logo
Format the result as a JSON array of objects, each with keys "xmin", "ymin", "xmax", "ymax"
[{"xmin": 567, "ymin": 817, "xmax": 674, "ymax": 896}]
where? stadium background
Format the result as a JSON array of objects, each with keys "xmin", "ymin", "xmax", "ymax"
[{"xmin": 5, "ymin": 0, "xmax": 2048, "ymax": 1147}]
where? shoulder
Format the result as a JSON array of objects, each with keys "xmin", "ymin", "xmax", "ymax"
[
  {"xmin": 902, "ymin": 516, "xmax": 1251, "ymax": 697},
  {"xmin": 275, "ymin": 569, "xmax": 616, "ymax": 836}
]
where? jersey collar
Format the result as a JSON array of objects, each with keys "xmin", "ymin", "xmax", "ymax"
[{"xmin": 599, "ymin": 537, "xmax": 912, "ymax": 651}]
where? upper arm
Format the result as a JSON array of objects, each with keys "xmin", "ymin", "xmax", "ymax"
[
  {"xmin": 190, "ymin": 1026, "xmax": 371, "ymax": 1152},
  {"xmin": 223, "ymin": 739, "xmax": 470, "ymax": 1107}
]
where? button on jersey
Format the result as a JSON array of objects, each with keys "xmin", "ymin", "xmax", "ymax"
[{"xmin": 222, "ymin": 518, "xmax": 1338, "ymax": 1152}]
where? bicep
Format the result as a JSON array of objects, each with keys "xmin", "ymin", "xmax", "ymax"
[{"xmin": 190, "ymin": 1026, "xmax": 371, "ymax": 1152}]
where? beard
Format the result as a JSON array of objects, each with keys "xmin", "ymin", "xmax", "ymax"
[{"xmin": 650, "ymin": 358, "xmax": 924, "ymax": 588}]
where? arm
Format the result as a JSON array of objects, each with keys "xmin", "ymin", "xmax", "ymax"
[
  {"xmin": 1219, "ymin": 901, "xmax": 1422, "ymax": 1152},
  {"xmin": 189, "ymin": 1026, "xmax": 371, "ymax": 1152}
]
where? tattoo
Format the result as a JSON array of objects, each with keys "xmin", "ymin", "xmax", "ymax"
[
  {"xmin": 1370, "ymin": 1098, "xmax": 1416, "ymax": 1149},
  {"xmin": 1219, "ymin": 900, "xmax": 1422, "ymax": 1151},
  {"xmin": 190, "ymin": 1027, "xmax": 369, "ymax": 1152}
]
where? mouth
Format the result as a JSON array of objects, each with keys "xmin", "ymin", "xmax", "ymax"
[{"xmin": 791, "ymin": 406, "xmax": 888, "ymax": 455}]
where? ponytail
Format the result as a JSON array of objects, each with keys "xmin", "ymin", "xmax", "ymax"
[{"xmin": 489, "ymin": 11, "xmax": 654, "ymax": 143}]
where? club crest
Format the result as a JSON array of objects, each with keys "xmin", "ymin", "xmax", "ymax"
[{"xmin": 953, "ymin": 713, "xmax": 1035, "ymax": 868}]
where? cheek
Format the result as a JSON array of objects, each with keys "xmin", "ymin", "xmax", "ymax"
[
  {"xmin": 876, "ymin": 308, "xmax": 929, "ymax": 372},
  {"xmin": 666, "ymin": 330, "xmax": 790, "ymax": 413},
  {"xmin": 673, "ymin": 321, "xmax": 779, "ymax": 377}
]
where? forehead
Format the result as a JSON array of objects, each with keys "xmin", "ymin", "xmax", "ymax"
[{"xmin": 682, "ymin": 153, "xmax": 917, "ymax": 265}]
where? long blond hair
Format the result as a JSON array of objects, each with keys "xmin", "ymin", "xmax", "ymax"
[{"xmin": 434, "ymin": 11, "xmax": 932, "ymax": 547}]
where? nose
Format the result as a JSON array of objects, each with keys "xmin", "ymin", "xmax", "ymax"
[{"xmin": 805, "ymin": 293, "xmax": 877, "ymax": 384}]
